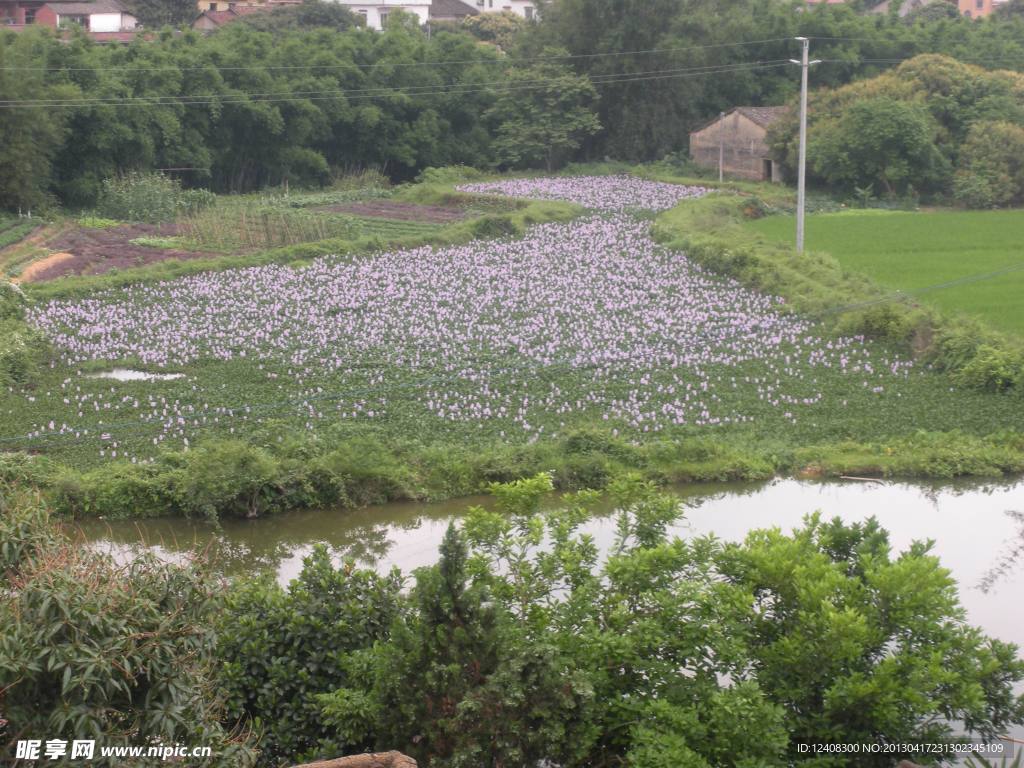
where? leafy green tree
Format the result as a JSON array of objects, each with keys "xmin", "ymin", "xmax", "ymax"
[
  {"xmin": 0, "ymin": 490, "xmax": 254, "ymax": 767},
  {"xmin": 953, "ymin": 120, "xmax": 1024, "ymax": 207},
  {"xmin": 808, "ymin": 96, "xmax": 949, "ymax": 196},
  {"xmin": 0, "ymin": 31, "xmax": 77, "ymax": 211},
  {"xmin": 321, "ymin": 523, "xmax": 595, "ymax": 768},
  {"xmin": 717, "ymin": 514, "xmax": 1024, "ymax": 766},
  {"xmin": 486, "ymin": 55, "xmax": 601, "ymax": 170},
  {"xmin": 124, "ymin": 0, "xmax": 197, "ymax": 28},
  {"xmin": 241, "ymin": 0, "xmax": 359, "ymax": 34},
  {"xmin": 460, "ymin": 10, "xmax": 527, "ymax": 51},
  {"xmin": 217, "ymin": 546, "xmax": 402, "ymax": 766}
]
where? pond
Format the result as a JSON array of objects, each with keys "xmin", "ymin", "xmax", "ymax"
[{"xmin": 76, "ymin": 477, "xmax": 1024, "ymax": 649}]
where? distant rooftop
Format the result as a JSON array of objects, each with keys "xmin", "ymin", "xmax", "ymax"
[{"xmin": 735, "ymin": 106, "xmax": 789, "ymax": 129}]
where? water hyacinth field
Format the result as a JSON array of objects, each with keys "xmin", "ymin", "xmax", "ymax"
[{"xmin": 3, "ymin": 177, "xmax": 1022, "ymax": 466}]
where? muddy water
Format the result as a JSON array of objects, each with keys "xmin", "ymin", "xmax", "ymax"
[{"xmin": 76, "ymin": 477, "xmax": 1024, "ymax": 649}]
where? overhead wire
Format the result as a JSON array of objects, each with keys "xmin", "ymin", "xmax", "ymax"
[{"xmin": 0, "ymin": 60, "xmax": 793, "ymax": 109}]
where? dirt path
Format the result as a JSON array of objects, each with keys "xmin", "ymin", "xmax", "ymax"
[{"xmin": 13, "ymin": 252, "xmax": 76, "ymax": 283}]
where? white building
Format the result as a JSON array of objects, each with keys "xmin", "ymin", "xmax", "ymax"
[
  {"xmin": 329, "ymin": 0, "xmax": 430, "ymax": 29},
  {"xmin": 326, "ymin": 0, "xmax": 536, "ymax": 30},
  {"xmin": 470, "ymin": 0, "xmax": 537, "ymax": 18}
]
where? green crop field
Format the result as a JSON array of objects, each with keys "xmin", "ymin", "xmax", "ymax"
[{"xmin": 744, "ymin": 209, "xmax": 1024, "ymax": 336}]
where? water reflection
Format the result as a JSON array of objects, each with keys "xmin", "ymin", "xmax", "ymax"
[{"xmin": 76, "ymin": 477, "xmax": 1024, "ymax": 649}]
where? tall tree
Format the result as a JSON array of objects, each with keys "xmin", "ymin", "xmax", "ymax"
[{"xmin": 486, "ymin": 54, "xmax": 601, "ymax": 171}]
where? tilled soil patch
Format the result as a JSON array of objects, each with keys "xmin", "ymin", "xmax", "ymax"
[
  {"xmin": 315, "ymin": 200, "xmax": 467, "ymax": 223},
  {"xmin": 25, "ymin": 223, "xmax": 214, "ymax": 282}
]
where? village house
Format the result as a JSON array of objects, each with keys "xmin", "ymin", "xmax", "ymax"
[
  {"xmin": 196, "ymin": 0, "xmax": 300, "ymax": 10},
  {"xmin": 689, "ymin": 106, "xmax": 787, "ymax": 182},
  {"xmin": 193, "ymin": 4, "xmax": 272, "ymax": 30},
  {"xmin": 958, "ymin": 0, "xmax": 1008, "ymax": 16},
  {"xmin": 0, "ymin": 0, "xmax": 137, "ymax": 38},
  {"xmin": 469, "ymin": 0, "xmax": 536, "ymax": 18},
  {"xmin": 428, "ymin": 0, "xmax": 478, "ymax": 23}
]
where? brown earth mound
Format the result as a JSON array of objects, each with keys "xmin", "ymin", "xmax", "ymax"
[
  {"xmin": 24, "ymin": 223, "xmax": 213, "ymax": 282},
  {"xmin": 316, "ymin": 200, "xmax": 466, "ymax": 223}
]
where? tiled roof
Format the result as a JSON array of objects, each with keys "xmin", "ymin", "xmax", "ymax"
[
  {"xmin": 42, "ymin": 0, "xmax": 127, "ymax": 14},
  {"xmin": 736, "ymin": 106, "xmax": 789, "ymax": 128},
  {"xmin": 429, "ymin": 0, "xmax": 479, "ymax": 17}
]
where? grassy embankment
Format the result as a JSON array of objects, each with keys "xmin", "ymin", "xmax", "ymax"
[{"xmin": 2, "ymin": 171, "xmax": 1024, "ymax": 521}]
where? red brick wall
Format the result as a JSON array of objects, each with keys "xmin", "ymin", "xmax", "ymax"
[{"xmin": 34, "ymin": 5, "xmax": 57, "ymax": 26}]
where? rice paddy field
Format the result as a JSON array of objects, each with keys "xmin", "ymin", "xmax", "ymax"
[
  {"xmin": 743, "ymin": 209, "xmax": 1024, "ymax": 336},
  {"xmin": 2, "ymin": 176, "xmax": 1023, "ymax": 469}
]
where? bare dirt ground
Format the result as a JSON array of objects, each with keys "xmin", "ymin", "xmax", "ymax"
[
  {"xmin": 316, "ymin": 200, "xmax": 467, "ymax": 223},
  {"xmin": 21, "ymin": 223, "xmax": 214, "ymax": 282}
]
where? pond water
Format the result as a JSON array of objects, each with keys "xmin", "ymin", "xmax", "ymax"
[
  {"xmin": 76, "ymin": 477, "xmax": 1024, "ymax": 648},
  {"xmin": 85, "ymin": 368, "xmax": 184, "ymax": 382}
]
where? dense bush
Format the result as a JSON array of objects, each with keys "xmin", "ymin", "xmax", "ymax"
[
  {"xmin": 0, "ymin": 491, "xmax": 254, "ymax": 766},
  {"xmin": 307, "ymin": 476, "xmax": 1024, "ymax": 767},
  {"xmin": 770, "ymin": 55, "xmax": 1024, "ymax": 200},
  {"xmin": 953, "ymin": 121, "xmax": 1024, "ymax": 208},
  {"xmin": 96, "ymin": 172, "xmax": 216, "ymax": 223},
  {"xmin": 218, "ymin": 547, "xmax": 402, "ymax": 766},
  {"xmin": 0, "ymin": 319, "xmax": 49, "ymax": 390}
]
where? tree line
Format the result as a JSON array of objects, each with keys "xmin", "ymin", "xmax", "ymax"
[{"xmin": 5, "ymin": 0, "xmax": 1024, "ymax": 210}]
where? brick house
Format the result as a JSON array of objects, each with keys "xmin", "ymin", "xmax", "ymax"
[
  {"xmin": 1, "ymin": 0, "xmax": 137, "ymax": 36},
  {"xmin": 689, "ymin": 106, "xmax": 788, "ymax": 182}
]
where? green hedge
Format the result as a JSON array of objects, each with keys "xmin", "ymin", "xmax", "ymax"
[{"xmin": 4, "ymin": 427, "xmax": 1023, "ymax": 520}]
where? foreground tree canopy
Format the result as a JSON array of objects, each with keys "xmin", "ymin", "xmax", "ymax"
[{"xmin": 3, "ymin": 476, "xmax": 1023, "ymax": 766}]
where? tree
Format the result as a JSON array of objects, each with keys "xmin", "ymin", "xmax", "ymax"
[
  {"xmin": 124, "ymin": 0, "xmax": 197, "ymax": 28},
  {"xmin": 808, "ymin": 96, "xmax": 949, "ymax": 197},
  {"xmin": 716, "ymin": 514, "xmax": 1024, "ymax": 766},
  {"xmin": 460, "ymin": 10, "xmax": 527, "ymax": 51},
  {"xmin": 217, "ymin": 546, "xmax": 402, "ymax": 766},
  {"xmin": 0, "ymin": 31, "xmax": 77, "ymax": 211},
  {"xmin": 486, "ymin": 55, "xmax": 601, "ymax": 171},
  {"xmin": 321, "ymin": 524, "xmax": 594, "ymax": 768},
  {"xmin": 241, "ymin": 0, "xmax": 359, "ymax": 33},
  {"xmin": 953, "ymin": 120, "xmax": 1024, "ymax": 207},
  {"xmin": 0, "ymin": 490, "xmax": 254, "ymax": 767}
]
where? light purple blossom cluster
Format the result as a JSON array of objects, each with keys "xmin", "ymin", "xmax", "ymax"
[
  {"xmin": 458, "ymin": 175, "xmax": 708, "ymax": 211},
  {"xmin": 23, "ymin": 211, "xmax": 913, "ymax": 457}
]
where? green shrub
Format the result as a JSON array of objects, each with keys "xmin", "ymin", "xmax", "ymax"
[
  {"xmin": 218, "ymin": 546, "xmax": 402, "ymax": 766},
  {"xmin": 470, "ymin": 214, "xmax": 521, "ymax": 239},
  {"xmin": 171, "ymin": 440, "xmax": 283, "ymax": 519},
  {"xmin": 0, "ymin": 493, "xmax": 254, "ymax": 766},
  {"xmin": 77, "ymin": 216, "xmax": 121, "ymax": 229},
  {"xmin": 414, "ymin": 165, "xmax": 486, "ymax": 185},
  {"xmin": 0, "ymin": 320, "xmax": 49, "ymax": 389},
  {"xmin": 956, "ymin": 344, "xmax": 1024, "ymax": 393},
  {"xmin": 953, "ymin": 121, "xmax": 1024, "ymax": 209},
  {"xmin": 0, "ymin": 282, "xmax": 26, "ymax": 321},
  {"xmin": 96, "ymin": 172, "xmax": 216, "ymax": 223}
]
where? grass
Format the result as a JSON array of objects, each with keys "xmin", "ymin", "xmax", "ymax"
[{"xmin": 743, "ymin": 209, "xmax": 1024, "ymax": 336}]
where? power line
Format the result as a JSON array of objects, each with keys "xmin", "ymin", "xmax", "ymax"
[{"xmin": 0, "ymin": 61, "xmax": 792, "ymax": 109}]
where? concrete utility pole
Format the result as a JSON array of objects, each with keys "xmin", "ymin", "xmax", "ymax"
[
  {"xmin": 718, "ymin": 111, "xmax": 725, "ymax": 183},
  {"xmin": 790, "ymin": 37, "xmax": 820, "ymax": 253}
]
